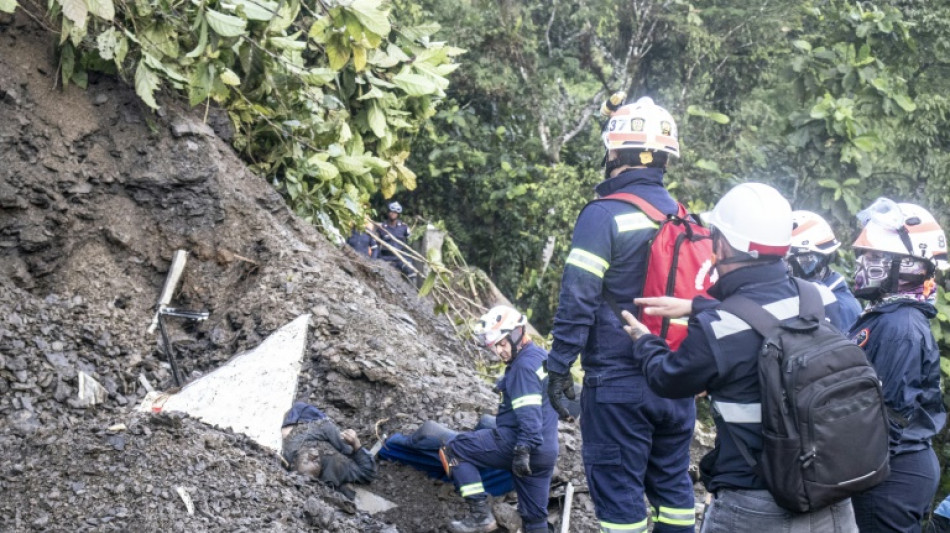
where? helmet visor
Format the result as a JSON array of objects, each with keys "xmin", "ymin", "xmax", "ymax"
[{"xmin": 789, "ymin": 252, "xmax": 823, "ymax": 279}]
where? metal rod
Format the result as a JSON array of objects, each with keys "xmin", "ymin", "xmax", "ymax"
[{"xmin": 157, "ymin": 313, "xmax": 183, "ymax": 387}]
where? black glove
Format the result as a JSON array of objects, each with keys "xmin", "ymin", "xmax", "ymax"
[
  {"xmin": 512, "ymin": 445, "xmax": 532, "ymax": 478},
  {"xmin": 547, "ymin": 370, "xmax": 576, "ymax": 421}
]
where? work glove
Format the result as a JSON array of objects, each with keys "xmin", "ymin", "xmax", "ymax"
[
  {"xmin": 512, "ymin": 446, "xmax": 532, "ymax": 478},
  {"xmin": 547, "ymin": 370, "xmax": 576, "ymax": 422}
]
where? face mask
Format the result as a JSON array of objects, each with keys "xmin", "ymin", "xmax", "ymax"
[
  {"xmin": 789, "ymin": 252, "xmax": 824, "ymax": 279},
  {"xmin": 854, "ymin": 252, "xmax": 893, "ymax": 295}
]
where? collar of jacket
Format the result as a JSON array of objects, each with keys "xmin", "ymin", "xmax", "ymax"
[
  {"xmin": 708, "ymin": 260, "xmax": 789, "ymax": 300},
  {"xmin": 866, "ymin": 299, "xmax": 937, "ymax": 319},
  {"xmin": 594, "ymin": 167, "xmax": 665, "ymax": 197}
]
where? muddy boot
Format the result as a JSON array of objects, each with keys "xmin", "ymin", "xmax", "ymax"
[{"xmin": 448, "ymin": 497, "xmax": 497, "ymax": 533}]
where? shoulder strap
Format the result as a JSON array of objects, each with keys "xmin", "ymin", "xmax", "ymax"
[
  {"xmin": 791, "ymin": 278, "xmax": 825, "ymax": 322},
  {"xmin": 719, "ymin": 295, "xmax": 782, "ymax": 339},
  {"xmin": 599, "ymin": 192, "xmax": 688, "ymax": 222}
]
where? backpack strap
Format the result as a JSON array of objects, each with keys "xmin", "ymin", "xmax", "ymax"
[
  {"xmin": 600, "ymin": 192, "xmax": 688, "ymax": 222},
  {"xmin": 719, "ymin": 295, "xmax": 782, "ymax": 340},
  {"xmin": 791, "ymin": 278, "xmax": 825, "ymax": 323}
]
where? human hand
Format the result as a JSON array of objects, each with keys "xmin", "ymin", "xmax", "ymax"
[
  {"xmin": 621, "ymin": 310, "xmax": 651, "ymax": 341},
  {"xmin": 634, "ymin": 297, "xmax": 693, "ymax": 319},
  {"xmin": 547, "ymin": 371, "xmax": 576, "ymax": 422},
  {"xmin": 341, "ymin": 429, "xmax": 361, "ymax": 449},
  {"xmin": 512, "ymin": 446, "xmax": 532, "ymax": 478}
]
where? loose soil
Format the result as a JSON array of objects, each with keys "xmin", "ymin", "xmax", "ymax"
[{"xmin": 0, "ymin": 11, "xmax": 710, "ymax": 532}]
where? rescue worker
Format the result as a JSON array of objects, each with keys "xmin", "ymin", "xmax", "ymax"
[
  {"xmin": 440, "ymin": 305, "xmax": 558, "ymax": 533},
  {"xmin": 547, "ymin": 95, "xmax": 696, "ymax": 533},
  {"xmin": 376, "ymin": 201, "xmax": 414, "ymax": 279},
  {"xmin": 619, "ymin": 182, "xmax": 856, "ymax": 533},
  {"xmin": 788, "ymin": 210, "xmax": 863, "ymax": 328},
  {"xmin": 847, "ymin": 198, "xmax": 947, "ymax": 533},
  {"xmin": 346, "ymin": 217, "xmax": 379, "ymax": 258},
  {"xmin": 281, "ymin": 402, "xmax": 378, "ymax": 499}
]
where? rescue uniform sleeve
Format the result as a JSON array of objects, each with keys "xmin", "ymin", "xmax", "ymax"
[
  {"xmin": 548, "ymin": 205, "xmax": 614, "ymax": 374},
  {"xmin": 507, "ymin": 361, "xmax": 547, "ymax": 450},
  {"xmin": 634, "ymin": 314, "xmax": 718, "ymax": 398}
]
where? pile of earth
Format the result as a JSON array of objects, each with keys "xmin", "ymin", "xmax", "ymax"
[
  {"xmin": 0, "ymin": 11, "xmax": 615, "ymax": 532},
  {"xmin": 0, "ymin": 10, "xmax": 710, "ymax": 532}
]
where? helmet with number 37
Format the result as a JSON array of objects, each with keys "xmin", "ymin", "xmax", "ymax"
[{"xmin": 602, "ymin": 97, "xmax": 679, "ymax": 157}]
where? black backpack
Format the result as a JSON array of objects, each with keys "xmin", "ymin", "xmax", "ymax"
[{"xmin": 719, "ymin": 278, "xmax": 890, "ymax": 513}]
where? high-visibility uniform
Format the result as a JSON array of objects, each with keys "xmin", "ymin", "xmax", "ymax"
[
  {"xmin": 447, "ymin": 342, "xmax": 559, "ymax": 531},
  {"xmin": 548, "ymin": 167, "xmax": 696, "ymax": 533}
]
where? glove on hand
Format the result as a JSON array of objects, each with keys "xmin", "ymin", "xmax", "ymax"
[
  {"xmin": 547, "ymin": 370, "xmax": 576, "ymax": 421},
  {"xmin": 512, "ymin": 445, "xmax": 532, "ymax": 478}
]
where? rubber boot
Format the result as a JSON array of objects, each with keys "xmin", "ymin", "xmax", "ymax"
[{"xmin": 448, "ymin": 497, "xmax": 497, "ymax": 533}]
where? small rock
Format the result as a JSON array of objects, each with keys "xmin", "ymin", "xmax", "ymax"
[{"xmin": 94, "ymin": 94, "xmax": 109, "ymax": 105}]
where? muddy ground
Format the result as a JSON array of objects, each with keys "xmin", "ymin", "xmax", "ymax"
[{"xmin": 0, "ymin": 11, "xmax": 710, "ymax": 532}]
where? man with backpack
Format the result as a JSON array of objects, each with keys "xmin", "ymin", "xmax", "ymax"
[
  {"xmin": 848, "ymin": 199, "xmax": 947, "ymax": 532},
  {"xmin": 620, "ymin": 183, "xmax": 876, "ymax": 532},
  {"xmin": 547, "ymin": 95, "xmax": 699, "ymax": 533}
]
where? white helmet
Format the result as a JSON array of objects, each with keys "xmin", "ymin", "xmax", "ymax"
[
  {"xmin": 602, "ymin": 97, "xmax": 680, "ymax": 157},
  {"xmin": 852, "ymin": 198, "xmax": 948, "ymax": 270},
  {"xmin": 388, "ymin": 201, "xmax": 403, "ymax": 214},
  {"xmin": 474, "ymin": 305, "xmax": 527, "ymax": 348},
  {"xmin": 790, "ymin": 211, "xmax": 841, "ymax": 255},
  {"xmin": 706, "ymin": 183, "xmax": 792, "ymax": 258}
]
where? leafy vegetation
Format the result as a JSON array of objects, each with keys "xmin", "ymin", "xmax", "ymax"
[{"xmin": 7, "ymin": 0, "xmax": 462, "ymax": 237}]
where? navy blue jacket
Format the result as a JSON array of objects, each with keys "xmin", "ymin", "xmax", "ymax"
[
  {"xmin": 632, "ymin": 261, "xmax": 846, "ymax": 492},
  {"xmin": 377, "ymin": 220, "xmax": 410, "ymax": 257},
  {"xmin": 849, "ymin": 300, "xmax": 946, "ymax": 455},
  {"xmin": 821, "ymin": 270, "xmax": 862, "ymax": 330},
  {"xmin": 346, "ymin": 228, "xmax": 378, "ymax": 258},
  {"xmin": 495, "ymin": 342, "xmax": 559, "ymax": 454},
  {"xmin": 548, "ymin": 168, "xmax": 677, "ymax": 376}
]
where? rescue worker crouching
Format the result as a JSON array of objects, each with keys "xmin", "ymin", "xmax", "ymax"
[
  {"xmin": 620, "ymin": 183, "xmax": 856, "ymax": 533},
  {"xmin": 788, "ymin": 210, "xmax": 863, "ymax": 328},
  {"xmin": 440, "ymin": 305, "xmax": 559, "ymax": 533},
  {"xmin": 547, "ymin": 94, "xmax": 696, "ymax": 533},
  {"xmin": 847, "ymin": 198, "xmax": 947, "ymax": 533}
]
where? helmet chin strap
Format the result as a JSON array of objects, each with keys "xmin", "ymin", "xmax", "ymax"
[{"xmin": 505, "ymin": 327, "xmax": 525, "ymax": 363}]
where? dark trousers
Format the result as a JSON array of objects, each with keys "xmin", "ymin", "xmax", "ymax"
[
  {"xmin": 853, "ymin": 447, "xmax": 940, "ymax": 533},
  {"xmin": 448, "ymin": 428, "xmax": 557, "ymax": 529},
  {"xmin": 580, "ymin": 376, "xmax": 696, "ymax": 532}
]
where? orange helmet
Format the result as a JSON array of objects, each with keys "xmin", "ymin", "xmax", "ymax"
[
  {"xmin": 790, "ymin": 211, "xmax": 841, "ymax": 255},
  {"xmin": 473, "ymin": 305, "xmax": 527, "ymax": 348}
]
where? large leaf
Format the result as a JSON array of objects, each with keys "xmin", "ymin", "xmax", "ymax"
[
  {"xmin": 134, "ymin": 59, "xmax": 161, "ymax": 110},
  {"xmin": 206, "ymin": 8, "xmax": 247, "ymax": 37},
  {"xmin": 227, "ymin": 0, "xmax": 277, "ymax": 21},
  {"xmin": 185, "ymin": 21, "xmax": 208, "ymax": 58},
  {"xmin": 59, "ymin": 0, "xmax": 88, "ymax": 26},
  {"xmin": 0, "ymin": 0, "xmax": 18, "ymax": 14},
  {"xmin": 187, "ymin": 63, "xmax": 213, "ymax": 106},
  {"xmin": 85, "ymin": 0, "xmax": 113, "ymax": 21},
  {"xmin": 893, "ymin": 94, "xmax": 916, "ymax": 113},
  {"xmin": 367, "ymin": 102, "xmax": 386, "ymax": 137},
  {"xmin": 346, "ymin": 0, "xmax": 391, "ymax": 38},
  {"xmin": 96, "ymin": 27, "xmax": 118, "ymax": 60},
  {"xmin": 392, "ymin": 72, "xmax": 437, "ymax": 96}
]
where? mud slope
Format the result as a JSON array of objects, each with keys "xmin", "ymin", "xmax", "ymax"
[{"xmin": 0, "ymin": 11, "xmax": 613, "ymax": 532}]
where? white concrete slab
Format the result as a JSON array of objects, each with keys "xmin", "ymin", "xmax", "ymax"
[{"xmin": 155, "ymin": 314, "xmax": 310, "ymax": 452}]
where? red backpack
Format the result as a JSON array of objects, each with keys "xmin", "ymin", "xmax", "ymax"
[{"xmin": 600, "ymin": 192, "xmax": 714, "ymax": 350}]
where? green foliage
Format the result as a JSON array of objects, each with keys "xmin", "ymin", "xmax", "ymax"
[{"xmin": 13, "ymin": 0, "xmax": 459, "ymax": 234}]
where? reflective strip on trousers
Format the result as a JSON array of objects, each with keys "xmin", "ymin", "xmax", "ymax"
[
  {"xmin": 713, "ymin": 400, "xmax": 762, "ymax": 423},
  {"xmin": 459, "ymin": 482, "xmax": 486, "ymax": 498},
  {"xmin": 653, "ymin": 505, "xmax": 695, "ymax": 526},
  {"xmin": 599, "ymin": 519, "xmax": 648, "ymax": 532},
  {"xmin": 614, "ymin": 212, "xmax": 658, "ymax": 233},
  {"xmin": 565, "ymin": 248, "xmax": 609, "ymax": 278},
  {"xmin": 512, "ymin": 394, "xmax": 543, "ymax": 409}
]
